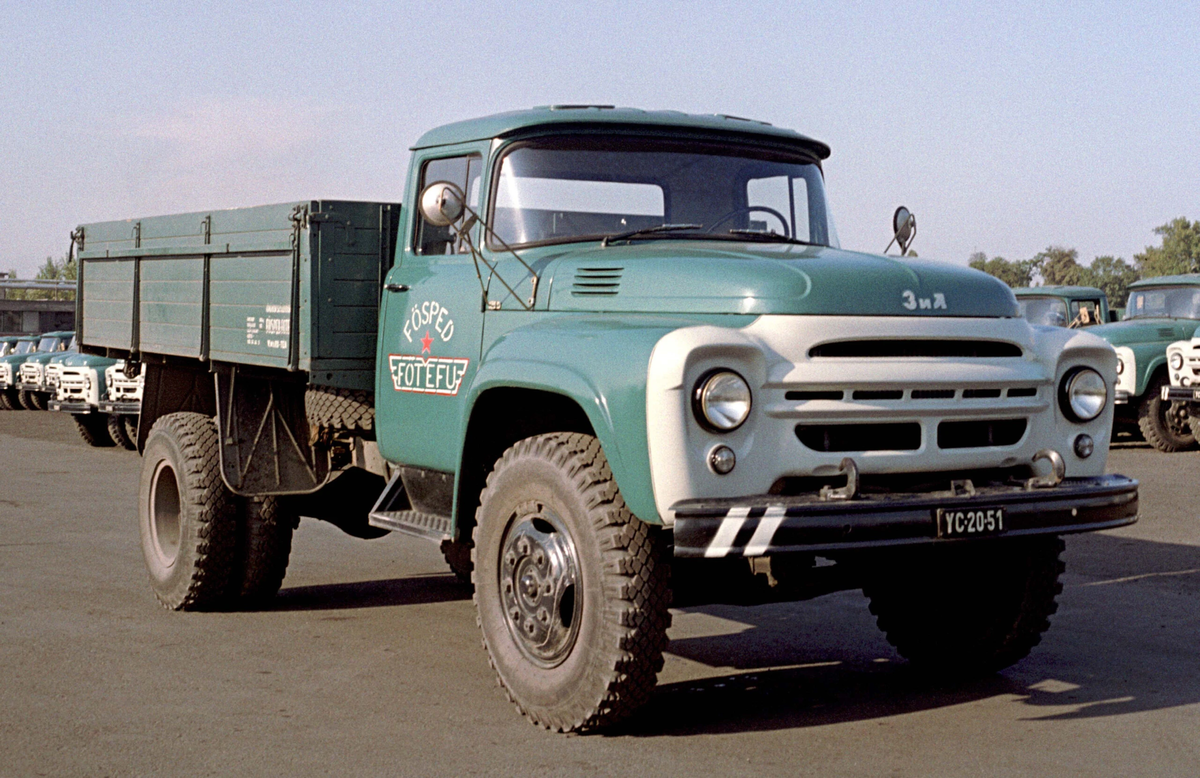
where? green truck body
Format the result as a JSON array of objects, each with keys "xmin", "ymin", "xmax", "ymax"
[{"xmin": 76, "ymin": 107, "xmax": 1138, "ymax": 731}]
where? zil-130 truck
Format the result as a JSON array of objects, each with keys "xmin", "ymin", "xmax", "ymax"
[{"xmin": 75, "ymin": 107, "xmax": 1138, "ymax": 732}]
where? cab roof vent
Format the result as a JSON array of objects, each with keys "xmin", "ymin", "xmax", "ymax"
[{"xmin": 572, "ymin": 267, "xmax": 623, "ymax": 296}]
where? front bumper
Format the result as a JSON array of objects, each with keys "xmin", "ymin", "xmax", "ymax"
[
  {"xmin": 671, "ymin": 474, "xmax": 1138, "ymax": 558},
  {"xmin": 15, "ymin": 382, "xmax": 46, "ymax": 393},
  {"xmin": 49, "ymin": 400, "xmax": 95, "ymax": 413},
  {"xmin": 1162, "ymin": 386, "xmax": 1200, "ymax": 403},
  {"xmin": 99, "ymin": 400, "xmax": 140, "ymax": 415},
  {"xmin": 1114, "ymin": 390, "xmax": 1132, "ymax": 405}
]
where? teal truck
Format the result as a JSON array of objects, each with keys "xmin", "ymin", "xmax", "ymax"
[
  {"xmin": 1013, "ymin": 286, "xmax": 1113, "ymax": 328},
  {"xmin": 0, "ymin": 335, "xmax": 42, "ymax": 410},
  {"xmin": 1160, "ymin": 329, "xmax": 1200, "ymax": 437},
  {"xmin": 1086, "ymin": 275, "xmax": 1200, "ymax": 451},
  {"xmin": 13, "ymin": 331, "xmax": 73, "ymax": 410},
  {"xmin": 75, "ymin": 107, "xmax": 1138, "ymax": 732},
  {"xmin": 48, "ymin": 350, "xmax": 136, "ymax": 448}
]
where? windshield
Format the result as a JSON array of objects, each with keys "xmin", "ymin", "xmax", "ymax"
[
  {"xmin": 15, "ymin": 341, "xmax": 35, "ymax": 355},
  {"xmin": 1017, "ymin": 296, "xmax": 1069, "ymax": 327},
  {"xmin": 1125, "ymin": 287, "xmax": 1200, "ymax": 320},
  {"xmin": 37, "ymin": 337, "xmax": 62, "ymax": 352},
  {"xmin": 67, "ymin": 335, "xmax": 77, "ymax": 350},
  {"xmin": 489, "ymin": 136, "xmax": 836, "ymax": 249},
  {"xmin": 0, "ymin": 343, "xmax": 9, "ymax": 357}
]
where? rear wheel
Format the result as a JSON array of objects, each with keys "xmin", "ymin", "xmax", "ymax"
[
  {"xmin": 1138, "ymin": 373, "xmax": 1194, "ymax": 452},
  {"xmin": 473, "ymin": 433, "xmax": 671, "ymax": 731},
  {"xmin": 73, "ymin": 414, "xmax": 116, "ymax": 447},
  {"xmin": 863, "ymin": 536, "xmax": 1065, "ymax": 676},
  {"xmin": 138, "ymin": 412, "xmax": 238, "ymax": 610},
  {"xmin": 108, "ymin": 413, "xmax": 137, "ymax": 450},
  {"xmin": 229, "ymin": 496, "xmax": 296, "ymax": 605},
  {"xmin": 124, "ymin": 415, "xmax": 139, "ymax": 447}
]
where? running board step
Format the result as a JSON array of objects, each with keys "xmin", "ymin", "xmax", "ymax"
[
  {"xmin": 367, "ymin": 469, "xmax": 452, "ymax": 542},
  {"xmin": 368, "ymin": 510, "xmax": 452, "ymax": 542}
]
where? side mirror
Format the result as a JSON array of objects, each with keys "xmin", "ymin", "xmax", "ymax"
[
  {"xmin": 892, "ymin": 206, "xmax": 916, "ymax": 254},
  {"xmin": 419, "ymin": 181, "xmax": 466, "ymax": 227}
]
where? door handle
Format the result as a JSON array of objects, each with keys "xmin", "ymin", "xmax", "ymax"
[{"xmin": 384, "ymin": 283, "xmax": 410, "ymax": 293}]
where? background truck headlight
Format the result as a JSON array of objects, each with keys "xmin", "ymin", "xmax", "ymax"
[
  {"xmin": 693, "ymin": 370, "xmax": 752, "ymax": 431},
  {"xmin": 1059, "ymin": 367, "xmax": 1107, "ymax": 422},
  {"xmin": 1170, "ymin": 352, "xmax": 1184, "ymax": 370}
]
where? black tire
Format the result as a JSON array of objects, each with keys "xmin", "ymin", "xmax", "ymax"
[
  {"xmin": 473, "ymin": 432, "xmax": 671, "ymax": 732},
  {"xmin": 440, "ymin": 539, "xmax": 474, "ymax": 584},
  {"xmin": 863, "ymin": 536, "xmax": 1065, "ymax": 676},
  {"xmin": 31, "ymin": 391, "xmax": 49, "ymax": 411},
  {"xmin": 124, "ymin": 415, "xmax": 139, "ymax": 447},
  {"xmin": 1137, "ymin": 373, "xmax": 1194, "ymax": 452},
  {"xmin": 108, "ymin": 413, "xmax": 137, "ymax": 450},
  {"xmin": 230, "ymin": 496, "xmax": 296, "ymax": 605},
  {"xmin": 0, "ymin": 390, "xmax": 14, "ymax": 410},
  {"xmin": 18, "ymin": 390, "xmax": 37, "ymax": 410},
  {"xmin": 73, "ymin": 414, "xmax": 116, "ymax": 447},
  {"xmin": 138, "ymin": 412, "xmax": 238, "ymax": 610},
  {"xmin": 305, "ymin": 386, "xmax": 374, "ymax": 434}
]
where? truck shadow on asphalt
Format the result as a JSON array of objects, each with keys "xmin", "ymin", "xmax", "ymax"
[
  {"xmin": 622, "ymin": 532, "xmax": 1200, "ymax": 737},
  {"xmin": 269, "ymin": 573, "xmax": 471, "ymax": 611}
]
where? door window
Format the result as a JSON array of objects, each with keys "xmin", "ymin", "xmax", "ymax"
[{"xmin": 415, "ymin": 154, "xmax": 482, "ymax": 255}]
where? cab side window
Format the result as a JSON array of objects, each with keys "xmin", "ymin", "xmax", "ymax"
[{"xmin": 415, "ymin": 154, "xmax": 482, "ymax": 255}]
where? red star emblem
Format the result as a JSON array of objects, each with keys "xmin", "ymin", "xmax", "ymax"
[{"xmin": 421, "ymin": 330, "xmax": 433, "ymax": 354}]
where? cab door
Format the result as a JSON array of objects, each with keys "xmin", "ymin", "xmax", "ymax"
[{"xmin": 375, "ymin": 148, "xmax": 486, "ymax": 471}]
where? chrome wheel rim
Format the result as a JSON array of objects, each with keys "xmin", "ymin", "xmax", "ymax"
[
  {"xmin": 498, "ymin": 503, "xmax": 581, "ymax": 668},
  {"xmin": 148, "ymin": 460, "xmax": 182, "ymax": 567}
]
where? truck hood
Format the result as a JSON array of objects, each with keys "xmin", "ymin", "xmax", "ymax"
[
  {"xmin": 1086, "ymin": 319, "xmax": 1200, "ymax": 347},
  {"xmin": 537, "ymin": 243, "xmax": 1018, "ymax": 317},
  {"xmin": 56, "ymin": 353, "xmax": 117, "ymax": 368}
]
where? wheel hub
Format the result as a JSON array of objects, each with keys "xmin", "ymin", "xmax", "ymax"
[{"xmin": 499, "ymin": 506, "xmax": 580, "ymax": 667}]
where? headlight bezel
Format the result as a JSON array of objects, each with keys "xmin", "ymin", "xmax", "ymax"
[
  {"xmin": 1170, "ymin": 351, "xmax": 1184, "ymax": 371},
  {"xmin": 692, "ymin": 369, "xmax": 753, "ymax": 433},
  {"xmin": 1058, "ymin": 366, "xmax": 1108, "ymax": 423}
]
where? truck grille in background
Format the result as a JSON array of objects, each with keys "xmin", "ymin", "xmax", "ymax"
[
  {"xmin": 937, "ymin": 419, "xmax": 1027, "ymax": 449},
  {"xmin": 59, "ymin": 371, "xmax": 88, "ymax": 401},
  {"xmin": 46, "ymin": 364, "xmax": 62, "ymax": 387},
  {"xmin": 808, "ymin": 340, "xmax": 1023, "ymax": 358},
  {"xmin": 20, "ymin": 364, "xmax": 41, "ymax": 384},
  {"xmin": 796, "ymin": 422, "xmax": 922, "ymax": 452},
  {"xmin": 571, "ymin": 267, "xmax": 623, "ymax": 296}
]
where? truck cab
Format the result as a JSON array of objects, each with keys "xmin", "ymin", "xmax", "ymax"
[
  {"xmin": 0, "ymin": 335, "xmax": 41, "ymax": 410},
  {"xmin": 1013, "ymin": 285, "xmax": 1111, "ymax": 328},
  {"xmin": 1087, "ymin": 275, "xmax": 1200, "ymax": 451},
  {"xmin": 76, "ymin": 107, "xmax": 1137, "ymax": 733}
]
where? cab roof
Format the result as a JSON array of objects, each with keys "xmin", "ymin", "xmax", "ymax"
[
  {"xmin": 412, "ymin": 106, "xmax": 831, "ymax": 159},
  {"xmin": 1012, "ymin": 285, "xmax": 1106, "ymax": 299},
  {"xmin": 1129, "ymin": 273, "xmax": 1200, "ymax": 289}
]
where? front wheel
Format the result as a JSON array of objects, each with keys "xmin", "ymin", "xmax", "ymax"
[
  {"xmin": 863, "ymin": 536, "xmax": 1065, "ymax": 676},
  {"xmin": 73, "ymin": 414, "xmax": 115, "ymax": 447},
  {"xmin": 17, "ymin": 390, "xmax": 38, "ymax": 410},
  {"xmin": 1138, "ymin": 373, "xmax": 1194, "ymax": 452},
  {"xmin": 108, "ymin": 413, "xmax": 137, "ymax": 450},
  {"xmin": 473, "ymin": 433, "xmax": 671, "ymax": 732}
]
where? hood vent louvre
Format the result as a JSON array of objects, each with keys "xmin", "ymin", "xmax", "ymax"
[
  {"xmin": 1159, "ymin": 328, "xmax": 1177, "ymax": 338},
  {"xmin": 572, "ymin": 266, "xmax": 623, "ymax": 296}
]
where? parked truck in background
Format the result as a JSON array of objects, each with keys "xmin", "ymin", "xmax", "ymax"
[
  {"xmin": 1085, "ymin": 275, "xmax": 1200, "ymax": 452},
  {"xmin": 75, "ymin": 107, "xmax": 1138, "ymax": 732},
  {"xmin": 0, "ymin": 335, "xmax": 40, "ymax": 410},
  {"xmin": 48, "ymin": 349, "xmax": 134, "ymax": 447},
  {"xmin": 14, "ymin": 331, "xmax": 73, "ymax": 410},
  {"xmin": 1013, "ymin": 286, "xmax": 1113, "ymax": 328},
  {"xmin": 99, "ymin": 361, "xmax": 143, "ymax": 449}
]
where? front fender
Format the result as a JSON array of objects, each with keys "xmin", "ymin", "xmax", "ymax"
[
  {"xmin": 464, "ymin": 314, "xmax": 739, "ymax": 524},
  {"xmin": 1132, "ymin": 346, "xmax": 1167, "ymax": 397}
]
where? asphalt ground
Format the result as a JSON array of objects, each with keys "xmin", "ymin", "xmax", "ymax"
[{"xmin": 1, "ymin": 412, "xmax": 1197, "ymax": 777}]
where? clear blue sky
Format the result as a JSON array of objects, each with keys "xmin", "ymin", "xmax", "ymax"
[{"xmin": 2, "ymin": 0, "xmax": 1196, "ymax": 278}]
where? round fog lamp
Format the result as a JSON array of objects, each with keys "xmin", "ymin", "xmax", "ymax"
[
  {"xmin": 1074, "ymin": 433, "xmax": 1095, "ymax": 459},
  {"xmin": 1060, "ymin": 367, "xmax": 1107, "ymax": 422},
  {"xmin": 694, "ymin": 370, "xmax": 752, "ymax": 432},
  {"xmin": 708, "ymin": 445, "xmax": 737, "ymax": 475},
  {"xmin": 1170, "ymin": 352, "xmax": 1184, "ymax": 370}
]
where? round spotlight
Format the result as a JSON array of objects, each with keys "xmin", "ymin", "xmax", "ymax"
[
  {"xmin": 708, "ymin": 445, "xmax": 736, "ymax": 475},
  {"xmin": 1170, "ymin": 352, "xmax": 1184, "ymax": 371},
  {"xmin": 1059, "ymin": 367, "xmax": 1107, "ymax": 422},
  {"xmin": 1074, "ymin": 433, "xmax": 1095, "ymax": 459}
]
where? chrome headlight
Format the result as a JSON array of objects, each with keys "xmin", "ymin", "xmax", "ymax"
[
  {"xmin": 1170, "ymin": 352, "xmax": 1184, "ymax": 371},
  {"xmin": 693, "ymin": 370, "xmax": 752, "ymax": 432},
  {"xmin": 1059, "ymin": 367, "xmax": 1107, "ymax": 422},
  {"xmin": 1115, "ymin": 357, "xmax": 1124, "ymax": 375}
]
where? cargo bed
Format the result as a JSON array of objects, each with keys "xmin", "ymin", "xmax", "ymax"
[{"xmin": 76, "ymin": 200, "xmax": 401, "ymax": 391}]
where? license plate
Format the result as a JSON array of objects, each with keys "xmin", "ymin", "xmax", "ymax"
[{"xmin": 935, "ymin": 507, "xmax": 1006, "ymax": 538}]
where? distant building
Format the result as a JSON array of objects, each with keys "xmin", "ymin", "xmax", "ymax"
[{"xmin": 0, "ymin": 278, "xmax": 76, "ymax": 335}]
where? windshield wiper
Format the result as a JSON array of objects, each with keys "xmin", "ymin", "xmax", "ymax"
[
  {"xmin": 726, "ymin": 229, "xmax": 815, "ymax": 246},
  {"xmin": 601, "ymin": 223, "xmax": 703, "ymax": 247}
]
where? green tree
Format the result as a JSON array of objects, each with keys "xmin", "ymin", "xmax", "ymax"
[
  {"xmin": 968, "ymin": 251, "xmax": 1039, "ymax": 287},
  {"xmin": 1078, "ymin": 255, "xmax": 1139, "ymax": 306},
  {"xmin": 1034, "ymin": 246, "xmax": 1084, "ymax": 286},
  {"xmin": 1135, "ymin": 217, "xmax": 1200, "ymax": 277}
]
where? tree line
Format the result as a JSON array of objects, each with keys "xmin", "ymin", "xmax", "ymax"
[
  {"xmin": 968, "ymin": 217, "xmax": 1200, "ymax": 306},
  {"xmin": 2, "ymin": 254, "xmax": 77, "ymax": 301}
]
